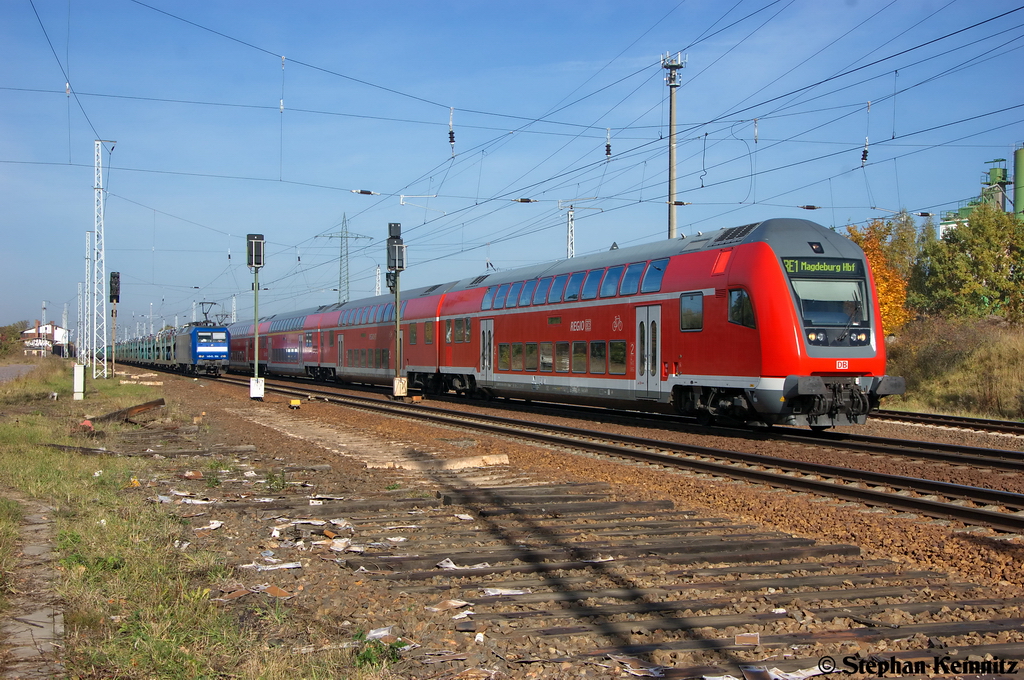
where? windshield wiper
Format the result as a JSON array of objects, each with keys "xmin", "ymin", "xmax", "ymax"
[{"xmin": 837, "ymin": 299, "xmax": 862, "ymax": 341}]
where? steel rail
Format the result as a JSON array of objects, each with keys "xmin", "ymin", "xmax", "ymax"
[
  {"xmin": 874, "ymin": 409, "xmax": 1024, "ymax": 436},
  {"xmin": 219, "ymin": 376, "xmax": 1024, "ymax": 533}
]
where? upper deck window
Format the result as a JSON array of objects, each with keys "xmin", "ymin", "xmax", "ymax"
[
  {"xmin": 518, "ymin": 280, "xmax": 537, "ymax": 307},
  {"xmin": 492, "ymin": 283, "xmax": 510, "ymax": 310},
  {"xmin": 547, "ymin": 274, "xmax": 568, "ymax": 304},
  {"xmin": 533, "ymin": 277, "xmax": 552, "ymax": 305},
  {"xmin": 580, "ymin": 270, "xmax": 603, "ymax": 300},
  {"xmin": 505, "ymin": 282, "xmax": 524, "ymax": 309},
  {"xmin": 562, "ymin": 272, "xmax": 586, "ymax": 302},
  {"xmin": 640, "ymin": 258, "xmax": 670, "ymax": 293},
  {"xmin": 600, "ymin": 266, "xmax": 624, "ymax": 298},
  {"xmin": 618, "ymin": 262, "xmax": 645, "ymax": 295},
  {"xmin": 481, "ymin": 286, "xmax": 497, "ymax": 311}
]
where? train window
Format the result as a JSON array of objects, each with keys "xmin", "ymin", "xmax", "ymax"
[
  {"xmin": 555, "ymin": 342, "xmax": 570, "ymax": 372},
  {"xmin": 377, "ymin": 306, "xmax": 388, "ymax": 323},
  {"xmin": 382, "ymin": 349, "xmax": 390, "ymax": 369},
  {"xmin": 498, "ymin": 343, "xmax": 511, "ymax": 371},
  {"xmin": 425, "ymin": 321, "xmax": 435, "ymax": 344},
  {"xmin": 547, "ymin": 274, "xmax": 568, "ymax": 303},
  {"xmin": 572, "ymin": 341, "xmax": 587, "ymax": 373},
  {"xmin": 525, "ymin": 343, "xmax": 538, "ymax": 371},
  {"xmin": 608, "ymin": 340, "xmax": 627, "ymax": 374},
  {"xmin": 492, "ymin": 284, "xmax": 510, "ymax": 310},
  {"xmin": 638, "ymin": 323, "xmax": 646, "ymax": 376},
  {"xmin": 590, "ymin": 342, "xmax": 607, "ymax": 374},
  {"xmin": 580, "ymin": 270, "xmax": 603, "ymax": 300},
  {"xmin": 728, "ymin": 289, "xmax": 756, "ymax": 328},
  {"xmin": 533, "ymin": 277, "xmax": 552, "ymax": 305},
  {"xmin": 385, "ymin": 303, "xmax": 394, "ymax": 322},
  {"xmin": 650, "ymin": 321, "xmax": 658, "ymax": 374},
  {"xmin": 445, "ymin": 319, "xmax": 453, "ymax": 343},
  {"xmin": 511, "ymin": 343, "xmax": 524, "ymax": 371},
  {"xmin": 518, "ymin": 280, "xmax": 537, "ymax": 307},
  {"xmin": 454, "ymin": 318, "xmax": 464, "ymax": 343},
  {"xmin": 409, "ymin": 323, "xmax": 417, "ymax": 345},
  {"xmin": 463, "ymin": 318, "xmax": 472, "ymax": 342},
  {"xmin": 360, "ymin": 349, "xmax": 367, "ymax": 367},
  {"xmin": 640, "ymin": 258, "xmax": 670, "ymax": 293},
  {"xmin": 680, "ymin": 293, "xmax": 703, "ymax": 331},
  {"xmin": 539, "ymin": 342, "xmax": 553, "ymax": 372},
  {"xmin": 599, "ymin": 266, "xmax": 624, "ymax": 298},
  {"xmin": 562, "ymin": 272, "xmax": 586, "ymax": 302},
  {"xmin": 329, "ymin": 333, "xmax": 334, "ymax": 347},
  {"xmin": 481, "ymin": 286, "xmax": 497, "ymax": 311},
  {"xmin": 505, "ymin": 282, "xmax": 524, "ymax": 309},
  {"xmin": 357, "ymin": 307, "xmax": 366, "ymax": 324},
  {"xmin": 305, "ymin": 332, "xmax": 313, "ymax": 348}
]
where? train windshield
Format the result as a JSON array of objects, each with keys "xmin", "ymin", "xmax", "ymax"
[{"xmin": 791, "ymin": 279, "xmax": 866, "ymax": 326}]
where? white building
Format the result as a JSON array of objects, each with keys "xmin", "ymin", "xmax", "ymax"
[{"xmin": 21, "ymin": 321, "xmax": 70, "ymax": 356}]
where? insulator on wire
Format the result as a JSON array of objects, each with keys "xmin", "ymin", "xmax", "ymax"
[
  {"xmin": 449, "ymin": 107, "xmax": 455, "ymax": 157},
  {"xmin": 605, "ymin": 128, "xmax": 611, "ymax": 159},
  {"xmin": 861, "ymin": 137, "xmax": 869, "ymax": 167}
]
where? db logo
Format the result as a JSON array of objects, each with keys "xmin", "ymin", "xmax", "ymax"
[
  {"xmin": 836, "ymin": 360, "xmax": 849, "ymax": 370},
  {"xmin": 612, "ymin": 316, "xmax": 623, "ymax": 332}
]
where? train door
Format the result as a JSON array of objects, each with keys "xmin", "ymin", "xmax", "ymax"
[
  {"xmin": 480, "ymin": 319, "xmax": 494, "ymax": 384},
  {"xmin": 635, "ymin": 305, "xmax": 662, "ymax": 400},
  {"xmin": 337, "ymin": 334, "xmax": 344, "ymax": 367}
]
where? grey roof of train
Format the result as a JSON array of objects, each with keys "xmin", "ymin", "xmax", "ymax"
[{"xmin": 232, "ymin": 218, "xmax": 851, "ymax": 328}]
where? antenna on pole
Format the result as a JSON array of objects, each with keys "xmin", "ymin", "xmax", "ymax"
[
  {"xmin": 662, "ymin": 52, "xmax": 686, "ymax": 240},
  {"xmin": 316, "ymin": 214, "xmax": 371, "ymax": 304}
]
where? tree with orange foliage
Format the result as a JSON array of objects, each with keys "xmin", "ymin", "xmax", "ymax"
[{"xmin": 845, "ymin": 218, "xmax": 912, "ymax": 333}]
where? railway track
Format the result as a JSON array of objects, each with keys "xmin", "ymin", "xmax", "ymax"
[
  {"xmin": 875, "ymin": 409, "xmax": 1024, "ymax": 436},
  {"xmin": 218, "ymin": 375, "xmax": 1024, "ymax": 534}
]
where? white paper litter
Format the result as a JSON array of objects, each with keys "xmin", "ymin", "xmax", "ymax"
[
  {"xmin": 181, "ymin": 498, "xmax": 215, "ymax": 505},
  {"xmin": 451, "ymin": 610, "xmax": 474, "ymax": 620},
  {"xmin": 329, "ymin": 518, "xmax": 353, "ymax": 528},
  {"xmin": 366, "ymin": 626, "xmax": 392, "ymax": 640},
  {"xmin": 436, "ymin": 558, "xmax": 491, "ymax": 570},
  {"xmin": 482, "ymin": 587, "xmax": 530, "ymax": 596},
  {"xmin": 426, "ymin": 599, "xmax": 472, "ymax": 612},
  {"xmin": 385, "ymin": 536, "xmax": 408, "ymax": 543},
  {"xmin": 454, "ymin": 514, "xmax": 474, "ymax": 521},
  {"xmin": 582, "ymin": 555, "xmax": 615, "ymax": 563},
  {"xmin": 383, "ymin": 525, "xmax": 421, "ymax": 530},
  {"xmin": 609, "ymin": 654, "xmax": 666, "ymax": 677},
  {"xmin": 238, "ymin": 561, "xmax": 302, "ymax": 571},
  {"xmin": 329, "ymin": 538, "xmax": 351, "ymax": 552},
  {"xmin": 194, "ymin": 520, "xmax": 224, "ymax": 531}
]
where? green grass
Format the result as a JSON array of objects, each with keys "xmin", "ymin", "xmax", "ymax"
[
  {"xmin": 0, "ymin": 358, "xmax": 397, "ymax": 679},
  {"xmin": 886, "ymin": 317, "xmax": 1024, "ymax": 420}
]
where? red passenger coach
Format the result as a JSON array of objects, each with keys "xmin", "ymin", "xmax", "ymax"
[{"xmin": 228, "ymin": 218, "xmax": 904, "ymax": 429}]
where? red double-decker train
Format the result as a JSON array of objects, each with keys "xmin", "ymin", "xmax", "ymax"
[{"xmin": 227, "ymin": 218, "xmax": 904, "ymax": 429}]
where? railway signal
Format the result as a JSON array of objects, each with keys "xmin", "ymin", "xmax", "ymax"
[
  {"xmin": 387, "ymin": 223, "xmax": 407, "ymax": 399},
  {"xmin": 247, "ymin": 234, "xmax": 265, "ymax": 401}
]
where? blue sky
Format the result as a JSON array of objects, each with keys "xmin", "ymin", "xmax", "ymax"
[{"xmin": 3, "ymin": 0, "xmax": 1023, "ymax": 337}]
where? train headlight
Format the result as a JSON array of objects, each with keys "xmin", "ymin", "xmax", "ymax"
[
  {"xmin": 856, "ymin": 332, "xmax": 867, "ymax": 342},
  {"xmin": 807, "ymin": 332, "xmax": 817, "ymax": 342}
]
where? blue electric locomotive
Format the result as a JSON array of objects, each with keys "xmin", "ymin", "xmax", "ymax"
[{"xmin": 117, "ymin": 323, "xmax": 230, "ymax": 376}]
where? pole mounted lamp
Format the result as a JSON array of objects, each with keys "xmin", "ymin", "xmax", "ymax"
[{"xmin": 247, "ymin": 234, "xmax": 265, "ymax": 400}]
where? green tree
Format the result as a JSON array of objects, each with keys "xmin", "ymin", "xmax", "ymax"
[{"xmin": 915, "ymin": 203, "xmax": 1024, "ymax": 321}]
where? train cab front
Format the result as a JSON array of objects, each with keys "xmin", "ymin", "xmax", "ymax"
[{"xmin": 769, "ymin": 251, "xmax": 904, "ymax": 428}]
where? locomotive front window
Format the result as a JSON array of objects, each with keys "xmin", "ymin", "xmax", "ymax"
[
  {"xmin": 791, "ymin": 279, "xmax": 866, "ymax": 326},
  {"xmin": 197, "ymin": 332, "xmax": 213, "ymax": 343},
  {"xmin": 679, "ymin": 293, "xmax": 703, "ymax": 331}
]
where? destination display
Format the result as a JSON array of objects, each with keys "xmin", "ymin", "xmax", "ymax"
[{"xmin": 781, "ymin": 257, "xmax": 864, "ymax": 277}]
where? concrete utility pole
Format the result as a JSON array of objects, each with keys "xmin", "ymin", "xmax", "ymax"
[{"xmin": 663, "ymin": 53, "xmax": 686, "ymax": 240}]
